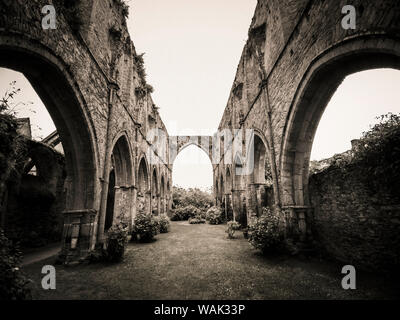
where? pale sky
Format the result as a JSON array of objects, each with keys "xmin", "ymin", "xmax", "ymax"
[{"xmin": 1, "ymin": 1, "xmax": 400, "ymax": 189}]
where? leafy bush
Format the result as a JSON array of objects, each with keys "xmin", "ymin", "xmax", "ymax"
[
  {"xmin": 131, "ymin": 212, "xmax": 159, "ymax": 242},
  {"xmin": 106, "ymin": 223, "xmax": 128, "ymax": 262},
  {"xmin": 310, "ymin": 113, "xmax": 400, "ymax": 203},
  {"xmin": 170, "ymin": 205, "xmax": 199, "ymax": 221},
  {"xmin": 172, "ymin": 187, "xmax": 213, "ymax": 210},
  {"xmin": 248, "ymin": 208, "xmax": 284, "ymax": 254},
  {"xmin": 0, "ymin": 228, "xmax": 31, "ymax": 300},
  {"xmin": 206, "ymin": 206, "xmax": 224, "ymax": 225},
  {"xmin": 154, "ymin": 214, "xmax": 170, "ymax": 233},
  {"xmin": 226, "ymin": 221, "xmax": 241, "ymax": 239},
  {"xmin": 188, "ymin": 217, "xmax": 206, "ymax": 224},
  {"xmin": 352, "ymin": 113, "xmax": 400, "ymax": 201}
]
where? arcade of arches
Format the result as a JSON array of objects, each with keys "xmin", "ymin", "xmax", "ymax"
[{"xmin": 1, "ymin": 0, "xmax": 399, "ymax": 268}]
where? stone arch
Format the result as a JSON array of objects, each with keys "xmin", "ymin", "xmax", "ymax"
[
  {"xmin": 225, "ymin": 167, "xmax": 233, "ymax": 220},
  {"xmin": 249, "ymin": 132, "xmax": 268, "ymax": 184},
  {"xmin": 111, "ymin": 134, "xmax": 134, "ymax": 187},
  {"xmin": 177, "ymin": 142, "xmax": 212, "ymax": 162},
  {"xmin": 225, "ymin": 167, "xmax": 232, "ymax": 194},
  {"xmin": 280, "ymin": 36, "xmax": 400, "ymax": 208},
  {"xmin": 151, "ymin": 167, "xmax": 159, "ymax": 215},
  {"xmin": 138, "ymin": 155, "xmax": 150, "ymax": 193},
  {"xmin": 245, "ymin": 131, "xmax": 270, "ymax": 217},
  {"xmin": 233, "ymin": 153, "xmax": 244, "ymax": 189},
  {"xmin": 104, "ymin": 135, "xmax": 134, "ymax": 231},
  {"xmin": 219, "ymin": 173, "xmax": 224, "ymax": 207},
  {"xmin": 172, "ymin": 136, "xmax": 213, "ymax": 164},
  {"xmin": 0, "ymin": 35, "xmax": 97, "ymax": 212},
  {"xmin": 160, "ymin": 175, "xmax": 166, "ymax": 214},
  {"xmin": 137, "ymin": 155, "xmax": 150, "ymax": 214}
]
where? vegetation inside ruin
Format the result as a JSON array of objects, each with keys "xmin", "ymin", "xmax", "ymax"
[
  {"xmin": 172, "ymin": 187, "xmax": 214, "ymax": 210},
  {"xmin": 0, "ymin": 228, "xmax": 32, "ymax": 300},
  {"xmin": 21, "ymin": 222, "xmax": 399, "ymax": 300},
  {"xmin": 248, "ymin": 207, "xmax": 284, "ymax": 254},
  {"xmin": 310, "ymin": 112, "xmax": 400, "ymax": 203},
  {"xmin": 0, "ymin": 82, "xmax": 63, "ymax": 249},
  {"xmin": 170, "ymin": 187, "xmax": 214, "ymax": 222}
]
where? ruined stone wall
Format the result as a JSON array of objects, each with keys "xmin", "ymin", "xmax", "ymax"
[
  {"xmin": 309, "ymin": 165, "xmax": 400, "ymax": 272},
  {"xmin": 215, "ymin": 0, "xmax": 400, "ymax": 236},
  {"xmin": 5, "ymin": 139, "xmax": 66, "ymax": 248},
  {"xmin": 0, "ymin": 0, "xmax": 172, "ymax": 257}
]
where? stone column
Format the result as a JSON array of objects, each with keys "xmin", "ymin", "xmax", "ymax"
[
  {"xmin": 225, "ymin": 193, "xmax": 233, "ymax": 221},
  {"xmin": 247, "ymin": 183, "xmax": 257, "ymax": 215},
  {"xmin": 61, "ymin": 209, "xmax": 97, "ymax": 263},
  {"xmin": 131, "ymin": 187, "xmax": 137, "ymax": 230},
  {"xmin": 145, "ymin": 191, "xmax": 151, "ymax": 215},
  {"xmin": 232, "ymin": 189, "xmax": 245, "ymax": 223},
  {"xmin": 283, "ymin": 206, "xmax": 312, "ymax": 242},
  {"xmin": 157, "ymin": 194, "xmax": 161, "ymax": 216}
]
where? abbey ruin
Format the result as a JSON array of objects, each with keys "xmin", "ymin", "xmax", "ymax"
[{"xmin": 1, "ymin": 0, "xmax": 399, "ymax": 269}]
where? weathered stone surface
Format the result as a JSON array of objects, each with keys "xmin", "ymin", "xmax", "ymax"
[
  {"xmin": 309, "ymin": 164, "xmax": 400, "ymax": 272},
  {"xmin": 214, "ymin": 0, "xmax": 400, "ymax": 261},
  {"xmin": 0, "ymin": 0, "xmax": 172, "ymax": 259},
  {"xmin": 2, "ymin": 0, "xmax": 400, "ymax": 263}
]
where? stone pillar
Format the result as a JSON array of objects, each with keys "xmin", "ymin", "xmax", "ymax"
[
  {"xmin": 225, "ymin": 193, "xmax": 233, "ymax": 221},
  {"xmin": 224, "ymin": 194, "xmax": 228, "ymax": 221},
  {"xmin": 61, "ymin": 209, "xmax": 97, "ymax": 263},
  {"xmin": 166, "ymin": 195, "xmax": 171, "ymax": 214},
  {"xmin": 157, "ymin": 194, "xmax": 161, "ymax": 215},
  {"xmin": 232, "ymin": 189, "xmax": 245, "ymax": 223},
  {"xmin": 283, "ymin": 206, "xmax": 312, "ymax": 242},
  {"xmin": 247, "ymin": 183, "xmax": 258, "ymax": 216},
  {"xmin": 131, "ymin": 187, "xmax": 137, "ymax": 230},
  {"xmin": 145, "ymin": 191, "xmax": 151, "ymax": 215}
]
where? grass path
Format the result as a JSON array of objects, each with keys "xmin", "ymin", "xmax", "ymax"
[{"xmin": 22, "ymin": 221, "xmax": 399, "ymax": 300}]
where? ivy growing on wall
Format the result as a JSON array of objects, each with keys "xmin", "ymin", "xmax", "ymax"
[{"xmin": 310, "ymin": 113, "xmax": 400, "ymax": 204}]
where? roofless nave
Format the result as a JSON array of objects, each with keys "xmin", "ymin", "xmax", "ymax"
[{"xmin": 1, "ymin": 0, "xmax": 399, "ymax": 265}]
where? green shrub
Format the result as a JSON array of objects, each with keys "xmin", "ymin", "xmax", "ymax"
[
  {"xmin": 353, "ymin": 113, "xmax": 400, "ymax": 202},
  {"xmin": 196, "ymin": 209, "xmax": 207, "ymax": 220},
  {"xmin": 154, "ymin": 214, "xmax": 170, "ymax": 233},
  {"xmin": 188, "ymin": 217, "xmax": 206, "ymax": 224},
  {"xmin": 172, "ymin": 186, "xmax": 214, "ymax": 209},
  {"xmin": 170, "ymin": 205, "xmax": 199, "ymax": 221},
  {"xmin": 0, "ymin": 228, "xmax": 31, "ymax": 300},
  {"xmin": 106, "ymin": 223, "xmax": 128, "ymax": 262},
  {"xmin": 131, "ymin": 212, "xmax": 159, "ymax": 242},
  {"xmin": 226, "ymin": 221, "xmax": 241, "ymax": 239},
  {"xmin": 248, "ymin": 208, "xmax": 284, "ymax": 254},
  {"xmin": 205, "ymin": 206, "xmax": 224, "ymax": 225}
]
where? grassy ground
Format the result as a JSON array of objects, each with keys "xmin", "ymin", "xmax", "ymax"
[{"xmin": 22, "ymin": 221, "xmax": 399, "ymax": 300}]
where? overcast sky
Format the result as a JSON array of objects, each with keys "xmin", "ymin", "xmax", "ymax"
[{"xmin": 1, "ymin": 1, "xmax": 399, "ymax": 190}]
